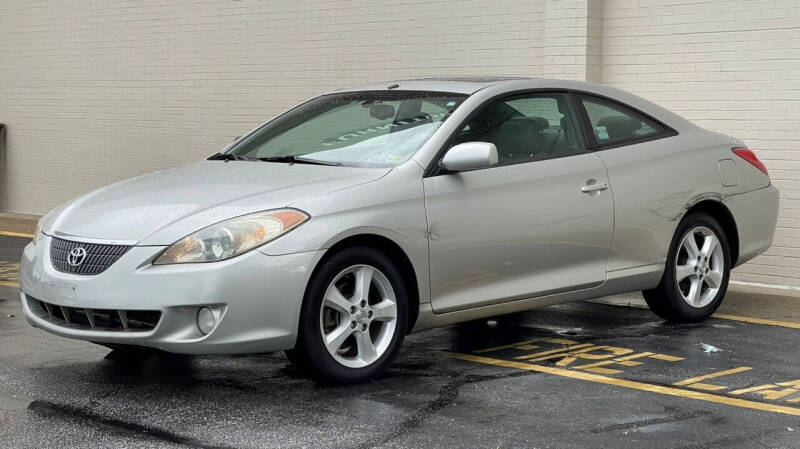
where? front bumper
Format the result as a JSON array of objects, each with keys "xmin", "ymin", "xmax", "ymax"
[{"xmin": 20, "ymin": 234, "xmax": 323, "ymax": 354}]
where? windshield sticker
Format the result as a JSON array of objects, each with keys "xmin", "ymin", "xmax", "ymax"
[
  {"xmin": 595, "ymin": 125, "xmax": 609, "ymax": 140},
  {"xmin": 386, "ymin": 154, "xmax": 406, "ymax": 164}
]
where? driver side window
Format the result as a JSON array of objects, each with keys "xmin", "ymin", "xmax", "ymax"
[{"xmin": 453, "ymin": 93, "xmax": 587, "ymax": 166}]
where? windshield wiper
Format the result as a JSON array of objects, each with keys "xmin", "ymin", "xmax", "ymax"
[
  {"xmin": 209, "ymin": 152, "xmax": 340, "ymax": 166},
  {"xmin": 258, "ymin": 156, "xmax": 341, "ymax": 166},
  {"xmin": 207, "ymin": 152, "xmax": 255, "ymax": 162}
]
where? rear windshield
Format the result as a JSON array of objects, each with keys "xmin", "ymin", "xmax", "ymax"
[{"xmin": 228, "ymin": 91, "xmax": 468, "ymax": 167}]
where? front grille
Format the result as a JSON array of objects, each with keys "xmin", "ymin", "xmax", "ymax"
[
  {"xmin": 31, "ymin": 297, "xmax": 160, "ymax": 332},
  {"xmin": 50, "ymin": 237, "xmax": 131, "ymax": 275}
]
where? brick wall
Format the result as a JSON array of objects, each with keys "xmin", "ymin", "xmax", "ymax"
[
  {"xmin": 601, "ymin": 0, "xmax": 800, "ymax": 287},
  {"xmin": 0, "ymin": 0, "xmax": 546, "ymax": 211},
  {"xmin": 0, "ymin": 0, "xmax": 797, "ymax": 287}
]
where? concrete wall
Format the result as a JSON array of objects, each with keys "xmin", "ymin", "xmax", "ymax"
[{"xmin": 0, "ymin": 0, "xmax": 797, "ymax": 287}]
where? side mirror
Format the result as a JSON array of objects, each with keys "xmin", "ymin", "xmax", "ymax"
[{"xmin": 440, "ymin": 142, "xmax": 498, "ymax": 172}]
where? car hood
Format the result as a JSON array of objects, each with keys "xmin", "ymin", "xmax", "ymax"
[{"xmin": 45, "ymin": 161, "xmax": 390, "ymax": 245}]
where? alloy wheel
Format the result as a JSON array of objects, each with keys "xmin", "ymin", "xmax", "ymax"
[
  {"xmin": 674, "ymin": 226, "xmax": 725, "ymax": 308},
  {"xmin": 319, "ymin": 264, "xmax": 398, "ymax": 368}
]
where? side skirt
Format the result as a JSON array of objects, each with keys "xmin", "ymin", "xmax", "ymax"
[{"xmin": 411, "ymin": 263, "xmax": 664, "ymax": 333}]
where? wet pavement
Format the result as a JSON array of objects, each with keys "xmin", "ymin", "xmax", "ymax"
[{"xmin": 1, "ymin": 234, "xmax": 799, "ymax": 448}]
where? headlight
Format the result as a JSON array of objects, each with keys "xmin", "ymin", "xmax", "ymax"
[
  {"xmin": 153, "ymin": 209, "xmax": 309, "ymax": 265},
  {"xmin": 32, "ymin": 206, "xmax": 60, "ymax": 246},
  {"xmin": 32, "ymin": 217, "xmax": 44, "ymax": 246}
]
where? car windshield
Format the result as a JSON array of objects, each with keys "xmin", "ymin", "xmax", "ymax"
[{"xmin": 227, "ymin": 90, "xmax": 468, "ymax": 167}]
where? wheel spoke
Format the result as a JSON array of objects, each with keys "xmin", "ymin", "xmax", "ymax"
[
  {"xmin": 355, "ymin": 331, "xmax": 378, "ymax": 363},
  {"xmin": 324, "ymin": 286, "xmax": 352, "ymax": 315},
  {"xmin": 705, "ymin": 269, "xmax": 723, "ymax": 288},
  {"xmin": 353, "ymin": 266, "xmax": 374, "ymax": 303},
  {"xmin": 325, "ymin": 323, "xmax": 353, "ymax": 353},
  {"xmin": 683, "ymin": 234, "xmax": 700, "ymax": 259},
  {"xmin": 700, "ymin": 235, "xmax": 719, "ymax": 259},
  {"xmin": 676, "ymin": 264, "xmax": 695, "ymax": 282},
  {"xmin": 675, "ymin": 226, "xmax": 726, "ymax": 310},
  {"xmin": 687, "ymin": 277, "xmax": 702, "ymax": 306},
  {"xmin": 319, "ymin": 264, "xmax": 399, "ymax": 369},
  {"xmin": 372, "ymin": 299, "xmax": 397, "ymax": 322}
]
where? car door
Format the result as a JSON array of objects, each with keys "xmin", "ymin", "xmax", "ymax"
[
  {"xmin": 423, "ymin": 92, "xmax": 614, "ymax": 313},
  {"xmin": 575, "ymin": 94, "xmax": 683, "ymax": 272}
]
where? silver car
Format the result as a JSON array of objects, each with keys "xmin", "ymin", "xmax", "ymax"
[{"xmin": 20, "ymin": 77, "xmax": 779, "ymax": 383}]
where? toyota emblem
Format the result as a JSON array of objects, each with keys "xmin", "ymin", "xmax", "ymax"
[{"xmin": 67, "ymin": 247, "xmax": 88, "ymax": 267}]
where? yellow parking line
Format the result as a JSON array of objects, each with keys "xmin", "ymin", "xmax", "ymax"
[
  {"xmin": 713, "ymin": 314, "xmax": 800, "ymax": 330},
  {"xmin": 673, "ymin": 366, "xmax": 753, "ymax": 386},
  {"xmin": 514, "ymin": 343, "xmax": 593, "ymax": 360},
  {"xmin": 0, "ymin": 280, "xmax": 19, "ymax": 288},
  {"xmin": 474, "ymin": 339, "xmax": 544, "ymax": 354},
  {"xmin": 0, "ymin": 230, "xmax": 33, "ymax": 238},
  {"xmin": 452, "ymin": 353, "xmax": 800, "ymax": 417}
]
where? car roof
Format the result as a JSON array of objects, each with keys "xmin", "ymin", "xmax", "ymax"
[
  {"xmin": 331, "ymin": 77, "xmax": 637, "ymax": 96},
  {"xmin": 332, "ymin": 76, "xmax": 534, "ymax": 95},
  {"xmin": 330, "ymin": 77, "xmax": 699, "ymax": 133}
]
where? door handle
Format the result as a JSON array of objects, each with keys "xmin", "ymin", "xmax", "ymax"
[{"xmin": 581, "ymin": 180, "xmax": 609, "ymax": 193}]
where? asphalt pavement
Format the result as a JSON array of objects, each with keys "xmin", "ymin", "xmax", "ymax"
[{"xmin": 1, "ymin": 234, "xmax": 799, "ymax": 448}]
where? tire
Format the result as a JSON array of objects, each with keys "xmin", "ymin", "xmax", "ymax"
[
  {"xmin": 290, "ymin": 246, "xmax": 408, "ymax": 384},
  {"xmin": 643, "ymin": 211, "xmax": 731, "ymax": 323}
]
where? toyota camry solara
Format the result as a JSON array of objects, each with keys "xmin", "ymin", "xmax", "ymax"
[{"xmin": 20, "ymin": 77, "xmax": 779, "ymax": 384}]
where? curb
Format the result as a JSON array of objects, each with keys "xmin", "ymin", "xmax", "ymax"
[{"xmin": 0, "ymin": 212, "xmax": 39, "ymax": 235}]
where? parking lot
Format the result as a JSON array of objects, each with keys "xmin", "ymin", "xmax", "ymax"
[{"xmin": 1, "ymin": 232, "xmax": 799, "ymax": 448}]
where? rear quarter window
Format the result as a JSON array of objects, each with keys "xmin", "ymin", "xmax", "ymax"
[{"xmin": 580, "ymin": 96, "xmax": 669, "ymax": 147}]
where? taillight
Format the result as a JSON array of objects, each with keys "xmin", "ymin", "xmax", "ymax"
[{"xmin": 732, "ymin": 147, "xmax": 768, "ymax": 176}]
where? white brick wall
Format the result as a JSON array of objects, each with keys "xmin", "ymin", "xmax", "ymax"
[
  {"xmin": 0, "ymin": 0, "xmax": 546, "ymax": 211},
  {"xmin": 0, "ymin": 0, "xmax": 797, "ymax": 287},
  {"xmin": 601, "ymin": 0, "xmax": 800, "ymax": 288},
  {"xmin": 543, "ymin": 0, "xmax": 592, "ymax": 80}
]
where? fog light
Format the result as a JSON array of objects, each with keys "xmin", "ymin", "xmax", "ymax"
[{"xmin": 197, "ymin": 306, "xmax": 219, "ymax": 335}]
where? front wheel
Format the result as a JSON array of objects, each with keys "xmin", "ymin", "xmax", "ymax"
[
  {"xmin": 643, "ymin": 212, "xmax": 731, "ymax": 323},
  {"xmin": 290, "ymin": 247, "xmax": 408, "ymax": 384}
]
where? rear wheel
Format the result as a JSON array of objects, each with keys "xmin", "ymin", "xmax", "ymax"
[
  {"xmin": 643, "ymin": 212, "xmax": 731, "ymax": 322},
  {"xmin": 289, "ymin": 247, "xmax": 408, "ymax": 384}
]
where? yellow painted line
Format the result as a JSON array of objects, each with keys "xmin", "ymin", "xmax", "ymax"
[
  {"xmin": 730, "ymin": 384, "xmax": 779, "ymax": 395},
  {"xmin": 714, "ymin": 313, "xmax": 800, "ymax": 330},
  {"xmin": 452, "ymin": 353, "xmax": 800, "ymax": 417},
  {"xmin": 0, "ymin": 230, "xmax": 33, "ymax": 238},
  {"xmin": 0, "ymin": 280, "xmax": 19, "ymax": 288},
  {"xmin": 673, "ymin": 366, "xmax": 753, "ymax": 386},
  {"xmin": 689, "ymin": 383, "xmax": 728, "ymax": 391},
  {"xmin": 730, "ymin": 384, "xmax": 798, "ymax": 400},
  {"xmin": 514, "ymin": 343, "xmax": 593, "ymax": 360},
  {"xmin": 648, "ymin": 354, "xmax": 685, "ymax": 362},
  {"xmin": 474, "ymin": 339, "xmax": 544, "ymax": 354}
]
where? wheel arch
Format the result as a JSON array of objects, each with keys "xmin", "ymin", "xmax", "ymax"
[
  {"xmin": 314, "ymin": 233, "xmax": 420, "ymax": 334},
  {"xmin": 681, "ymin": 199, "xmax": 740, "ymax": 266}
]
